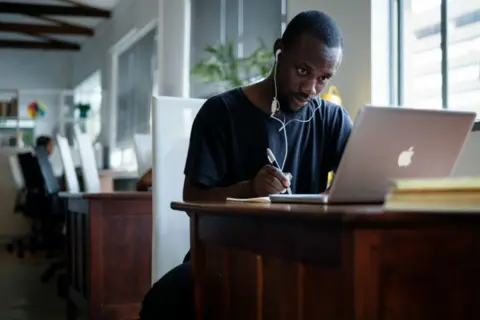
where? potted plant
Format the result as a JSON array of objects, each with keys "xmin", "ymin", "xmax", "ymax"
[
  {"xmin": 191, "ymin": 38, "xmax": 274, "ymax": 92},
  {"xmin": 75, "ymin": 103, "xmax": 91, "ymax": 118}
]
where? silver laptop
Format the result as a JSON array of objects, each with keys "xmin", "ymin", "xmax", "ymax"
[{"xmin": 270, "ymin": 105, "xmax": 476, "ymax": 204}]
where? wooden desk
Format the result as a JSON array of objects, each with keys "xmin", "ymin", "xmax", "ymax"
[
  {"xmin": 98, "ymin": 170, "xmax": 139, "ymax": 192},
  {"xmin": 62, "ymin": 192, "xmax": 152, "ymax": 320},
  {"xmin": 171, "ymin": 201, "xmax": 480, "ymax": 320}
]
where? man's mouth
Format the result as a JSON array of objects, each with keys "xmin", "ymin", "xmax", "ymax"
[{"xmin": 292, "ymin": 94, "xmax": 309, "ymax": 106}]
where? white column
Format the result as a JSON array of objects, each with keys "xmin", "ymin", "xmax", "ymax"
[
  {"xmin": 152, "ymin": 0, "xmax": 192, "ymax": 283},
  {"xmin": 156, "ymin": 0, "xmax": 191, "ymax": 97},
  {"xmin": 287, "ymin": 0, "xmax": 391, "ymax": 119}
]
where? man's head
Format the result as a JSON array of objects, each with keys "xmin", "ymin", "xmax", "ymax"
[
  {"xmin": 36, "ymin": 135, "xmax": 54, "ymax": 155},
  {"xmin": 273, "ymin": 10, "xmax": 343, "ymax": 113}
]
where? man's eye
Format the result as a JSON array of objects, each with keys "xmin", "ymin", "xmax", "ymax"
[
  {"xmin": 297, "ymin": 68, "xmax": 308, "ymax": 75},
  {"xmin": 319, "ymin": 76, "xmax": 329, "ymax": 82}
]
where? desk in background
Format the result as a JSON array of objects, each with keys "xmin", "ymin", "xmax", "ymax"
[
  {"xmin": 61, "ymin": 192, "xmax": 152, "ymax": 320},
  {"xmin": 172, "ymin": 201, "xmax": 480, "ymax": 320},
  {"xmin": 98, "ymin": 170, "xmax": 139, "ymax": 191}
]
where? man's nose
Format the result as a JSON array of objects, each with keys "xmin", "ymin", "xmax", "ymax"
[{"xmin": 300, "ymin": 79, "xmax": 317, "ymax": 96}]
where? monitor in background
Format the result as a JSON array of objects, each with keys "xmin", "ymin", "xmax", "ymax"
[{"xmin": 133, "ymin": 133, "xmax": 152, "ymax": 177}]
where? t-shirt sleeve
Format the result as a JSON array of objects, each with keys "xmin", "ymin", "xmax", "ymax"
[
  {"xmin": 183, "ymin": 97, "xmax": 228, "ymax": 188},
  {"xmin": 329, "ymin": 106, "xmax": 353, "ymax": 172}
]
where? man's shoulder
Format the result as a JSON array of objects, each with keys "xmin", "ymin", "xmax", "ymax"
[
  {"xmin": 312, "ymin": 97, "xmax": 351, "ymax": 123},
  {"xmin": 198, "ymin": 87, "xmax": 243, "ymax": 116},
  {"xmin": 312, "ymin": 96, "xmax": 346, "ymax": 114}
]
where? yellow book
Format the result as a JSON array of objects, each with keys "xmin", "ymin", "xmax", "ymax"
[
  {"xmin": 392, "ymin": 176, "xmax": 480, "ymax": 192},
  {"xmin": 384, "ymin": 176, "xmax": 480, "ymax": 211}
]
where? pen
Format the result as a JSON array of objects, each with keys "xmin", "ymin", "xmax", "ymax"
[{"xmin": 266, "ymin": 148, "xmax": 292, "ymax": 194}]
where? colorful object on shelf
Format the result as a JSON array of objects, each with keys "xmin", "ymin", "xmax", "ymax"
[
  {"xmin": 27, "ymin": 100, "xmax": 46, "ymax": 119},
  {"xmin": 320, "ymin": 85, "xmax": 342, "ymax": 106},
  {"xmin": 75, "ymin": 103, "xmax": 91, "ymax": 118}
]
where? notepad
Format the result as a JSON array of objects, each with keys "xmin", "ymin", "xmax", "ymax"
[{"xmin": 226, "ymin": 197, "xmax": 271, "ymax": 203}]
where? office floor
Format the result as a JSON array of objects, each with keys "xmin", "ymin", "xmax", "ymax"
[{"xmin": 0, "ymin": 249, "xmax": 65, "ymax": 320}]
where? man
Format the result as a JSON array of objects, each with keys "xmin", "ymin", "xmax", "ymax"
[
  {"xmin": 140, "ymin": 10, "xmax": 352, "ymax": 319},
  {"xmin": 36, "ymin": 135, "xmax": 54, "ymax": 156}
]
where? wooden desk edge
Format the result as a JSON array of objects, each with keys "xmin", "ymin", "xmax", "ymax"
[
  {"xmin": 171, "ymin": 201, "xmax": 480, "ymax": 225},
  {"xmin": 59, "ymin": 191, "xmax": 152, "ymax": 200}
]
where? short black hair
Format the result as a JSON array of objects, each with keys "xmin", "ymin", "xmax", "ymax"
[
  {"xmin": 282, "ymin": 10, "xmax": 343, "ymax": 49},
  {"xmin": 36, "ymin": 135, "xmax": 52, "ymax": 147}
]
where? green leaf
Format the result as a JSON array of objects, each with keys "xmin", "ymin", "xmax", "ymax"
[{"xmin": 190, "ymin": 38, "xmax": 275, "ymax": 90}]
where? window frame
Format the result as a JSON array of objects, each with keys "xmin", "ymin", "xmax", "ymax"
[{"xmin": 394, "ymin": 0, "xmax": 480, "ymax": 131}]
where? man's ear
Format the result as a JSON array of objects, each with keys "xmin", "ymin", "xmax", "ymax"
[{"xmin": 273, "ymin": 38, "xmax": 283, "ymax": 56}]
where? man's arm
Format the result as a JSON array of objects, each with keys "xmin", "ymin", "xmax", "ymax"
[{"xmin": 182, "ymin": 97, "xmax": 244, "ymax": 202}]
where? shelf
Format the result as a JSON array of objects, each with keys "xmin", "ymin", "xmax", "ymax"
[{"xmin": 0, "ymin": 118, "xmax": 35, "ymax": 128}]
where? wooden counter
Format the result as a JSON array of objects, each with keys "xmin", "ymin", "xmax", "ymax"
[
  {"xmin": 62, "ymin": 192, "xmax": 152, "ymax": 320},
  {"xmin": 171, "ymin": 201, "xmax": 480, "ymax": 320}
]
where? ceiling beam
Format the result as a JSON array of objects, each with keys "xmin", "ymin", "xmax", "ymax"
[
  {"xmin": 0, "ymin": 40, "xmax": 80, "ymax": 51},
  {"xmin": 20, "ymin": 30, "xmax": 81, "ymax": 47},
  {"xmin": 25, "ymin": 13, "xmax": 93, "ymax": 31},
  {"xmin": 57, "ymin": 0, "xmax": 99, "ymax": 9},
  {"xmin": 0, "ymin": 2, "xmax": 111, "ymax": 18},
  {"xmin": 0, "ymin": 22, "xmax": 93, "ymax": 36}
]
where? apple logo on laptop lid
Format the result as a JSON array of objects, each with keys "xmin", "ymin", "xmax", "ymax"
[{"xmin": 398, "ymin": 146, "xmax": 414, "ymax": 167}]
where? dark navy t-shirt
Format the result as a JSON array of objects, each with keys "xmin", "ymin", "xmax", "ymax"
[{"xmin": 184, "ymin": 87, "xmax": 352, "ymax": 194}]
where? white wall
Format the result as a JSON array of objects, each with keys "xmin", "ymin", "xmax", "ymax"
[
  {"xmin": 72, "ymin": 0, "xmax": 160, "ymax": 145},
  {"xmin": 287, "ymin": 0, "xmax": 391, "ymax": 119},
  {"xmin": 0, "ymin": 50, "xmax": 73, "ymax": 136}
]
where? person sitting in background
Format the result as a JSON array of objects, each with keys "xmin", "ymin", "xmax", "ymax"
[
  {"xmin": 35, "ymin": 135, "xmax": 54, "ymax": 156},
  {"xmin": 35, "ymin": 135, "xmax": 69, "ymax": 190}
]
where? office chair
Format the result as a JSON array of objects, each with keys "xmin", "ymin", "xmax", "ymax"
[
  {"xmin": 9, "ymin": 147, "xmax": 66, "ymax": 283},
  {"xmin": 6, "ymin": 151, "xmax": 48, "ymax": 258},
  {"xmin": 34, "ymin": 146, "xmax": 67, "ymax": 286}
]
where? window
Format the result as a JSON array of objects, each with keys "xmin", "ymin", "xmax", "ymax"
[
  {"xmin": 189, "ymin": 0, "xmax": 282, "ymax": 98},
  {"xmin": 455, "ymin": 9, "xmax": 480, "ymax": 27},
  {"xmin": 116, "ymin": 28, "xmax": 156, "ymax": 147},
  {"xmin": 73, "ymin": 70, "xmax": 102, "ymax": 143},
  {"xmin": 113, "ymin": 28, "xmax": 157, "ymax": 170},
  {"xmin": 396, "ymin": 0, "xmax": 480, "ymax": 129}
]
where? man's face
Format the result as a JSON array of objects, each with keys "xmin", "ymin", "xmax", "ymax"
[
  {"xmin": 275, "ymin": 33, "xmax": 343, "ymax": 113},
  {"xmin": 47, "ymin": 140, "xmax": 54, "ymax": 156}
]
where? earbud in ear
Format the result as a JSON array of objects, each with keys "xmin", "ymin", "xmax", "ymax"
[{"xmin": 275, "ymin": 49, "xmax": 281, "ymax": 59}]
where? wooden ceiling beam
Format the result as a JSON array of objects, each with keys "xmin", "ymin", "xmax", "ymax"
[
  {"xmin": 24, "ymin": 13, "xmax": 89, "ymax": 29},
  {"xmin": 0, "ymin": 2, "xmax": 111, "ymax": 18},
  {"xmin": 0, "ymin": 40, "xmax": 80, "ymax": 51},
  {"xmin": 0, "ymin": 22, "xmax": 93, "ymax": 36},
  {"xmin": 56, "ymin": 0, "xmax": 99, "ymax": 10},
  {"xmin": 20, "ymin": 30, "xmax": 80, "ymax": 47}
]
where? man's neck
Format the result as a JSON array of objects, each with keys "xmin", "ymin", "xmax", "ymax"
[{"xmin": 242, "ymin": 77, "xmax": 275, "ymax": 115}]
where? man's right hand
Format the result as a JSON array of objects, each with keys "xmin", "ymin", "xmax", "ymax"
[{"xmin": 252, "ymin": 165, "xmax": 291, "ymax": 196}]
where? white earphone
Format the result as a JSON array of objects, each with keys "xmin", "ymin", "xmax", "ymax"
[
  {"xmin": 270, "ymin": 48, "xmax": 282, "ymax": 116},
  {"xmin": 268, "ymin": 47, "xmax": 324, "ymax": 173}
]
